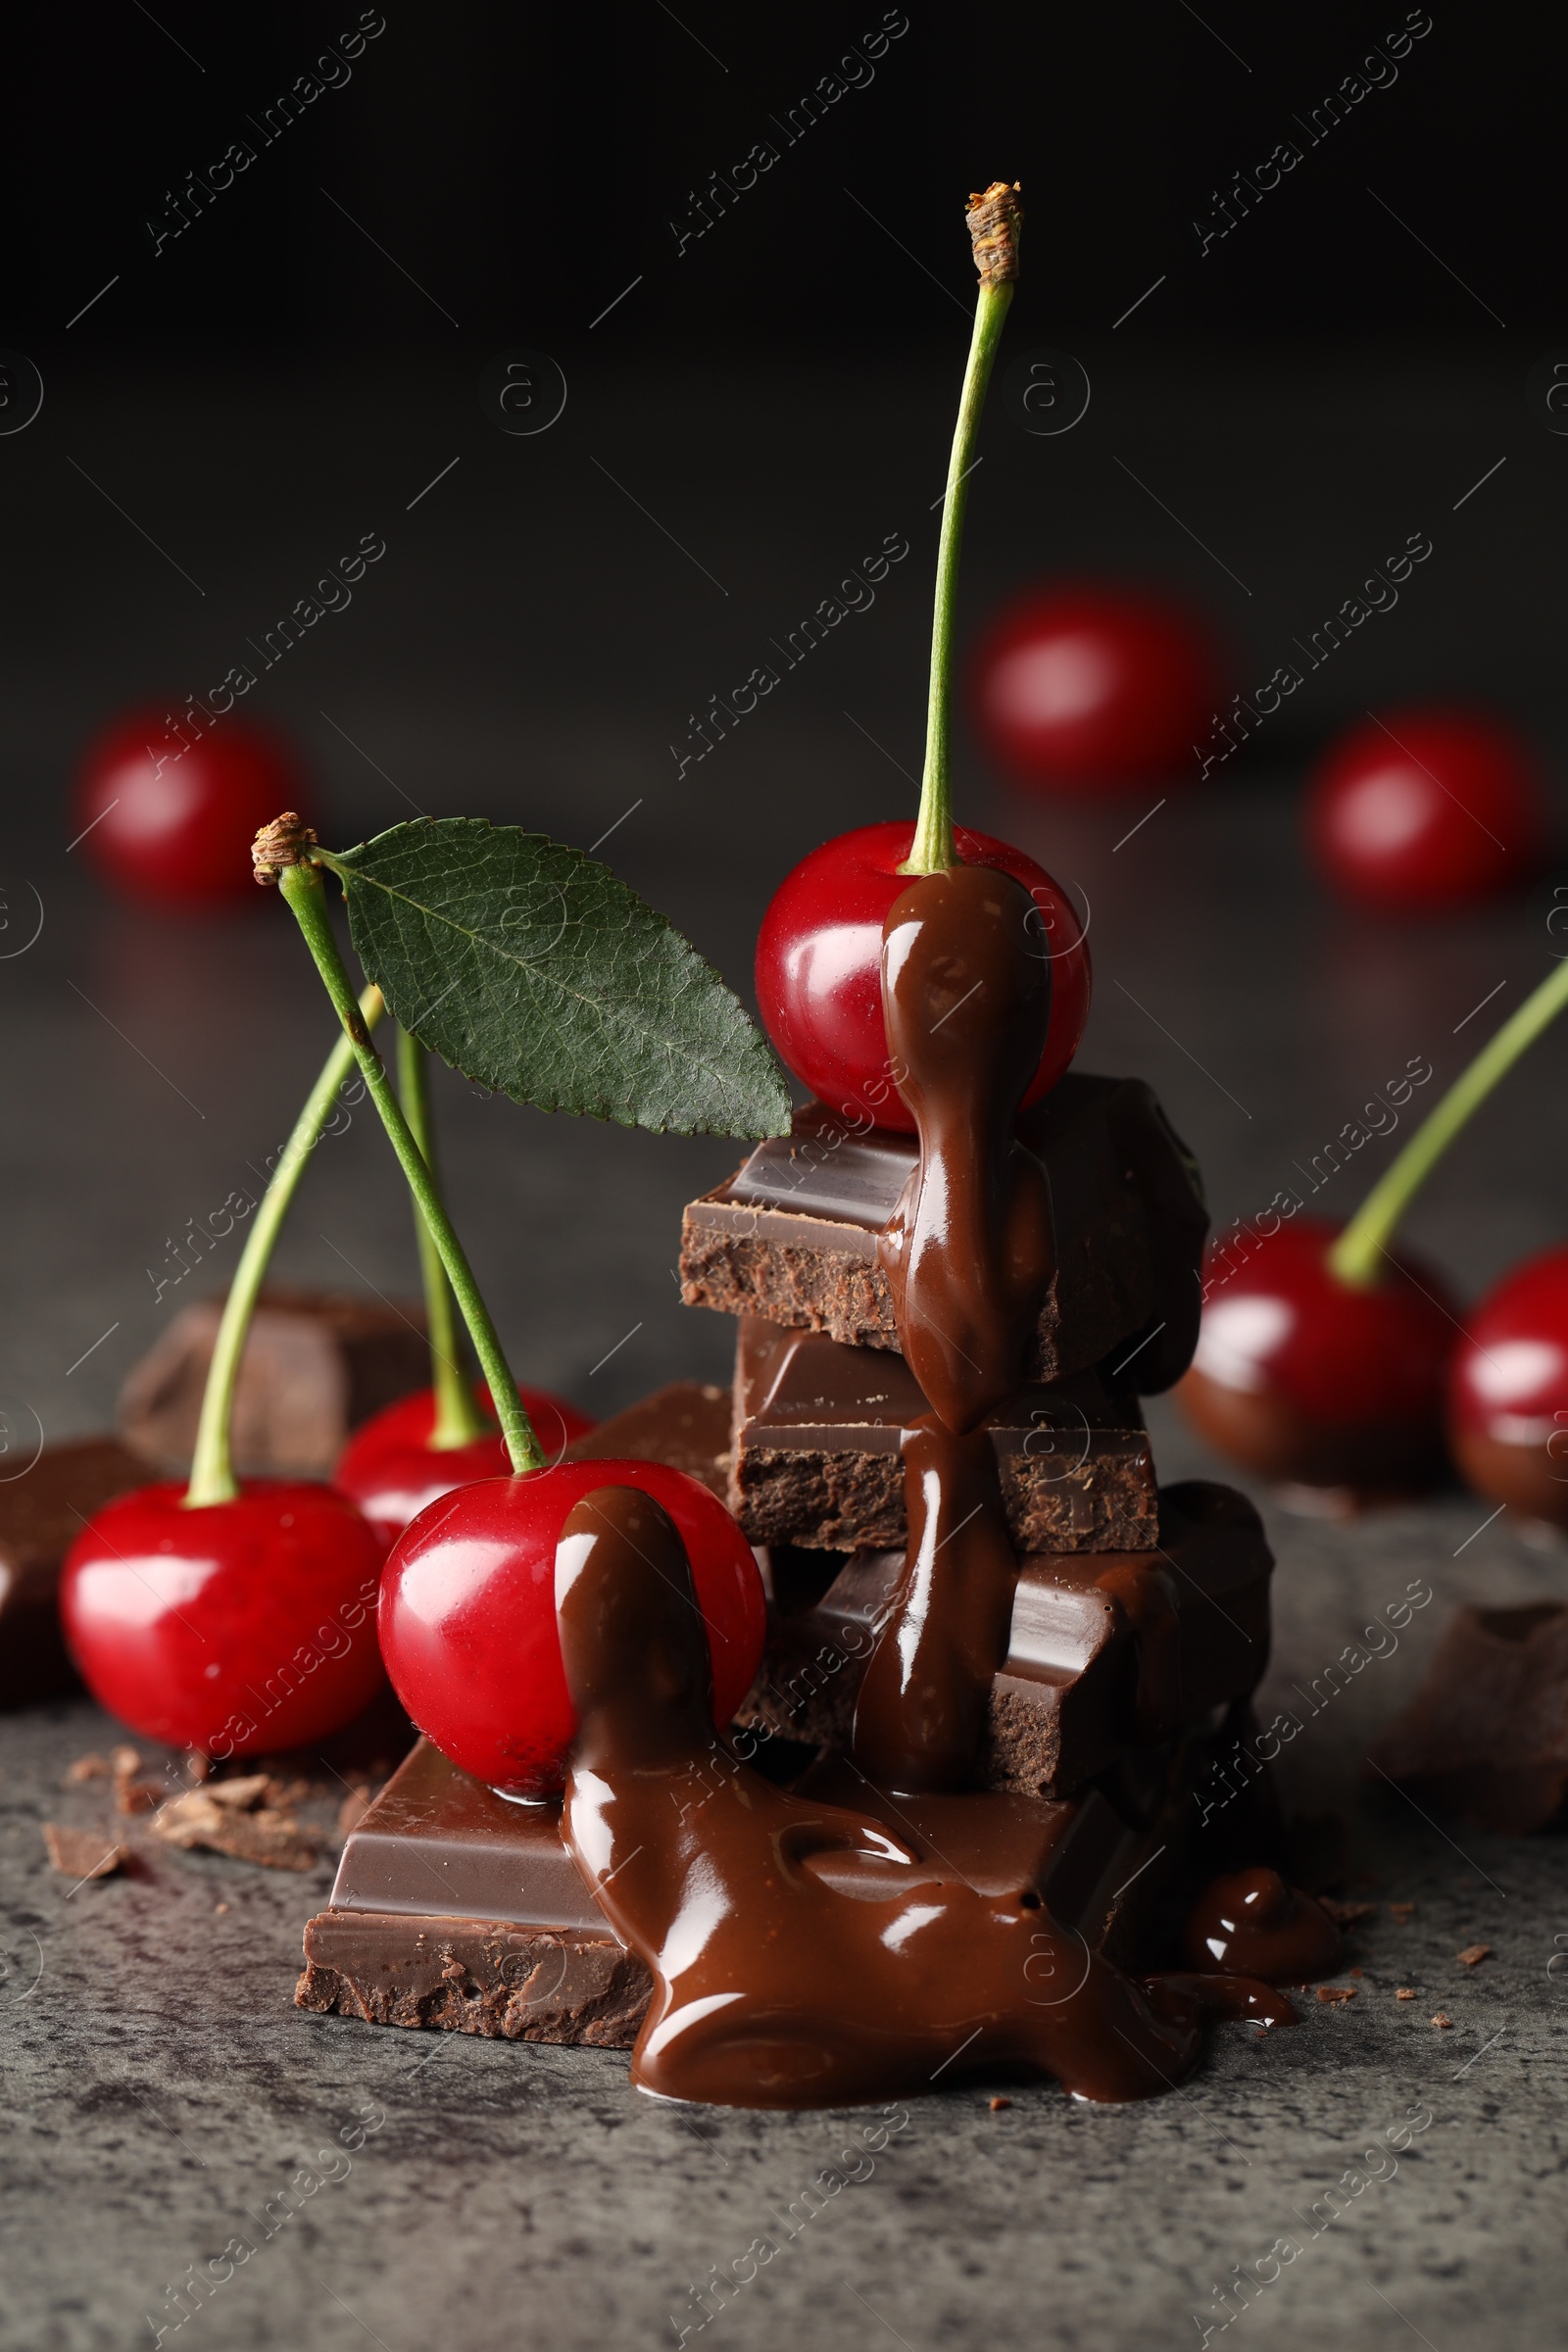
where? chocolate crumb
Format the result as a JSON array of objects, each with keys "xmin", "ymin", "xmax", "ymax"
[
  {"xmin": 989, "ymin": 2095, "xmax": 1012, "ymax": 2112},
  {"xmin": 65, "ymin": 1753, "xmax": 111, "ymax": 1783},
  {"xmin": 1348, "ymin": 1965, "xmax": 1363, "ymax": 1978},
  {"xmin": 1316, "ymin": 1985, "xmax": 1356, "ymax": 2004},
  {"xmin": 215, "ymin": 1901, "xmax": 228, "ymax": 1914},
  {"xmin": 1431, "ymin": 2012, "xmax": 1453, "ymax": 2029},
  {"xmin": 1319, "ymin": 1897, "xmax": 1376, "ymax": 1927},
  {"xmin": 1457, "ymin": 1944, "xmax": 1492, "ymax": 1968},
  {"xmin": 1396, "ymin": 1987, "xmax": 1416, "ymax": 1999},
  {"xmin": 1389, "ymin": 1901, "xmax": 1416, "ymax": 1922},
  {"xmin": 43, "ymin": 1823, "xmax": 124, "ymax": 1880},
  {"xmin": 115, "ymin": 1778, "xmax": 162, "ymax": 1816}
]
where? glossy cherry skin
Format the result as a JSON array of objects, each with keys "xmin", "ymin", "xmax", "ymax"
[
  {"xmin": 334, "ymin": 1384, "xmax": 595, "ymax": 1548},
  {"xmin": 74, "ymin": 707, "xmax": 308, "ymax": 907},
  {"xmin": 60, "ymin": 1481, "xmax": 387, "ymax": 1757},
  {"xmin": 1447, "ymin": 1247, "xmax": 1568, "ymax": 1526},
  {"xmin": 1178, "ymin": 1218, "xmax": 1457, "ymax": 1498},
  {"xmin": 1308, "ymin": 708, "xmax": 1549, "ymax": 909},
  {"xmin": 378, "ymin": 1461, "xmax": 766, "ymax": 1798},
  {"xmin": 971, "ymin": 583, "xmax": 1224, "ymax": 790},
  {"xmin": 756, "ymin": 819, "xmax": 1091, "ymax": 1132}
]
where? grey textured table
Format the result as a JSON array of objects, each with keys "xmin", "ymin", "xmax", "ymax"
[{"xmin": 4, "ymin": 351, "xmax": 1567, "ymax": 2350}]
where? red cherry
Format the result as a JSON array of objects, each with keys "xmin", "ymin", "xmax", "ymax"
[
  {"xmin": 755, "ymin": 819, "xmax": 1091, "ymax": 1132},
  {"xmin": 378, "ymin": 1462, "xmax": 765, "ymax": 1798},
  {"xmin": 971, "ymin": 583, "xmax": 1225, "ymax": 790},
  {"xmin": 335, "ymin": 1383, "xmax": 595, "ymax": 1547},
  {"xmin": 1308, "ymin": 708, "xmax": 1549, "ymax": 909},
  {"xmin": 74, "ymin": 707, "xmax": 307, "ymax": 907},
  {"xmin": 60, "ymin": 1481, "xmax": 386, "ymax": 1756},
  {"xmin": 1447, "ymin": 1247, "xmax": 1568, "ymax": 1525},
  {"xmin": 1178, "ymin": 1218, "xmax": 1457, "ymax": 1497}
]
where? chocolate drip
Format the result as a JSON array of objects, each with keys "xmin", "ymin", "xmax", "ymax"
[
  {"xmin": 847, "ymin": 865, "xmax": 1055, "ymax": 1793},
  {"xmin": 1181, "ymin": 1868, "xmax": 1344, "ymax": 1984},
  {"xmin": 876, "ymin": 866, "xmax": 1054, "ymax": 1435},
  {"xmin": 557, "ymin": 1485, "xmax": 1210, "ymax": 2110},
  {"xmin": 850, "ymin": 1416, "xmax": 1019, "ymax": 1791}
]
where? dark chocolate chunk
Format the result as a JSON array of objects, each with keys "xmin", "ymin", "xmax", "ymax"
[
  {"xmin": 1365, "ymin": 1601, "xmax": 1568, "ymax": 1834},
  {"xmin": 563, "ymin": 1380, "xmax": 730, "ymax": 1498},
  {"xmin": 0, "ymin": 1437, "xmax": 151, "ymax": 1707},
  {"xmin": 119, "ymin": 1287, "xmax": 428, "ymax": 1479},
  {"xmin": 735, "ymin": 1482, "xmax": 1272, "ymax": 1796},
  {"xmin": 729, "ymin": 1317, "xmax": 1156, "ymax": 1552},
  {"xmin": 679, "ymin": 1074, "xmax": 1205, "ymax": 1389}
]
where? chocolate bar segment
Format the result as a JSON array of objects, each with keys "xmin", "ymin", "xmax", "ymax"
[
  {"xmin": 0, "ymin": 1437, "xmax": 151, "ymax": 1707},
  {"xmin": 729, "ymin": 1317, "xmax": 1156, "ymax": 1552},
  {"xmin": 1365, "ymin": 1601, "xmax": 1568, "ymax": 1835},
  {"xmin": 735, "ymin": 1482, "xmax": 1272, "ymax": 1794},
  {"xmin": 296, "ymin": 1734, "xmax": 1187, "ymax": 2040},
  {"xmin": 680, "ymin": 1074, "xmax": 1205, "ymax": 1389},
  {"xmin": 119, "ymin": 1287, "xmax": 429, "ymax": 1478}
]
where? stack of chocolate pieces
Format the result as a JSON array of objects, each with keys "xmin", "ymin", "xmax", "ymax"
[{"xmin": 298, "ymin": 1072, "xmax": 1283, "ymax": 2048}]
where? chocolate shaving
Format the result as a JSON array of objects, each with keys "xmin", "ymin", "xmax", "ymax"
[
  {"xmin": 64, "ymin": 1753, "xmax": 111, "ymax": 1784},
  {"xmin": 1315, "ymin": 1985, "xmax": 1356, "ymax": 2004},
  {"xmin": 1319, "ymin": 1897, "xmax": 1375, "ymax": 1927},
  {"xmin": 1431, "ymin": 2012, "xmax": 1453, "ymax": 2029},
  {"xmin": 43, "ymin": 1824, "xmax": 124, "ymax": 1880},
  {"xmin": 1389, "ymin": 1900, "xmax": 1416, "ymax": 1921},
  {"xmin": 1456, "ymin": 1943, "xmax": 1492, "ymax": 1967},
  {"xmin": 1396, "ymin": 1987, "xmax": 1416, "ymax": 1999},
  {"xmin": 151, "ymin": 1785, "xmax": 318, "ymax": 1872}
]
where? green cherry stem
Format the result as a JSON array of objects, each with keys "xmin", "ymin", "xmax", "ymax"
[
  {"xmin": 276, "ymin": 857, "xmax": 545, "ymax": 1475},
  {"xmin": 904, "ymin": 179, "xmax": 1022, "ymax": 879},
  {"xmin": 396, "ymin": 1025, "xmax": 491, "ymax": 1450},
  {"xmin": 184, "ymin": 985, "xmax": 386, "ymax": 1508},
  {"xmin": 1328, "ymin": 956, "xmax": 1568, "ymax": 1289}
]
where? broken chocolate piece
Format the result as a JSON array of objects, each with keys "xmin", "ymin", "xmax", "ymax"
[
  {"xmin": 1365, "ymin": 1600, "xmax": 1568, "ymax": 1834},
  {"xmin": 735, "ymin": 1481, "xmax": 1272, "ymax": 1795},
  {"xmin": 0, "ymin": 1437, "xmax": 151, "ymax": 1707},
  {"xmin": 729, "ymin": 1317, "xmax": 1156, "ymax": 1552},
  {"xmin": 679, "ymin": 1074, "xmax": 1205, "ymax": 1388},
  {"xmin": 563, "ymin": 1380, "xmax": 730, "ymax": 1498},
  {"xmin": 118, "ymin": 1286, "xmax": 428, "ymax": 1479}
]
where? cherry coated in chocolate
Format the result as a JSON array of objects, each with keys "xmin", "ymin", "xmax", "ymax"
[
  {"xmin": 1180, "ymin": 1220, "xmax": 1455, "ymax": 1500},
  {"xmin": 876, "ymin": 864, "xmax": 1054, "ymax": 1436},
  {"xmin": 1181, "ymin": 1868, "xmax": 1344, "ymax": 1984},
  {"xmin": 556, "ymin": 1484, "xmax": 1212, "ymax": 2109}
]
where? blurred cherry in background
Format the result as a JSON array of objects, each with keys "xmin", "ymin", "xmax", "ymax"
[
  {"xmin": 74, "ymin": 708, "xmax": 308, "ymax": 907},
  {"xmin": 1307, "ymin": 708, "xmax": 1550, "ymax": 910},
  {"xmin": 971, "ymin": 583, "xmax": 1226, "ymax": 791},
  {"xmin": 1448, "ymin": 1248, "xmax": 1568, "ymax": 1529}
]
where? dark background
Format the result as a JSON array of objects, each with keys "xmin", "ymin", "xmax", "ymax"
[{"xmin": 9, "ymin": 3, "xmax": 1558, "ymax": 350}]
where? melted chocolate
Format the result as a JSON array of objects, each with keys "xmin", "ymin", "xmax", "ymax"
[
  {"xmin": 850, "ymin": 1416, "xmax": 1020, "ymax": 1791},
  {"xmin": 1182, "ymin": 1868, "xmax": 1344, "ymax": 1983},
  {"xmin": 876, "ymin": 866, "xmax": 1055, "ymax": 1435},
  {"xmin": 842, "ymin": 867, "xmax": 1058, "ymax": 1793},
  {"xmin": 557, "ymin": 1485, "xmax": 1214, "ymax": 2109}
]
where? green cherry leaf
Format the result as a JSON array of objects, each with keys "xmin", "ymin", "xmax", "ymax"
[{"xmin": 322, "ymin": 819, "xmax": 793, "ymax": 1139}]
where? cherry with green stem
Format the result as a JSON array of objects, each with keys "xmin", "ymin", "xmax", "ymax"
[
  {"xmin": 261, "ymin": 813, "xmax": 765, "ymax": 1793},
  {"xmin": 334, "ymin": 1025, "xmax": 594, "ymax": 1545},
  {"xmin": 1180, "ymin": 956, "xmax": 1568, "ymax": 1500},
  {"xmin": 754, "ymin": 180, "xmax": 1092, "ymax": 1130},
  {"xmin": 61, "ymin": 988, "xmax": 393, "ymax": 1755}
]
